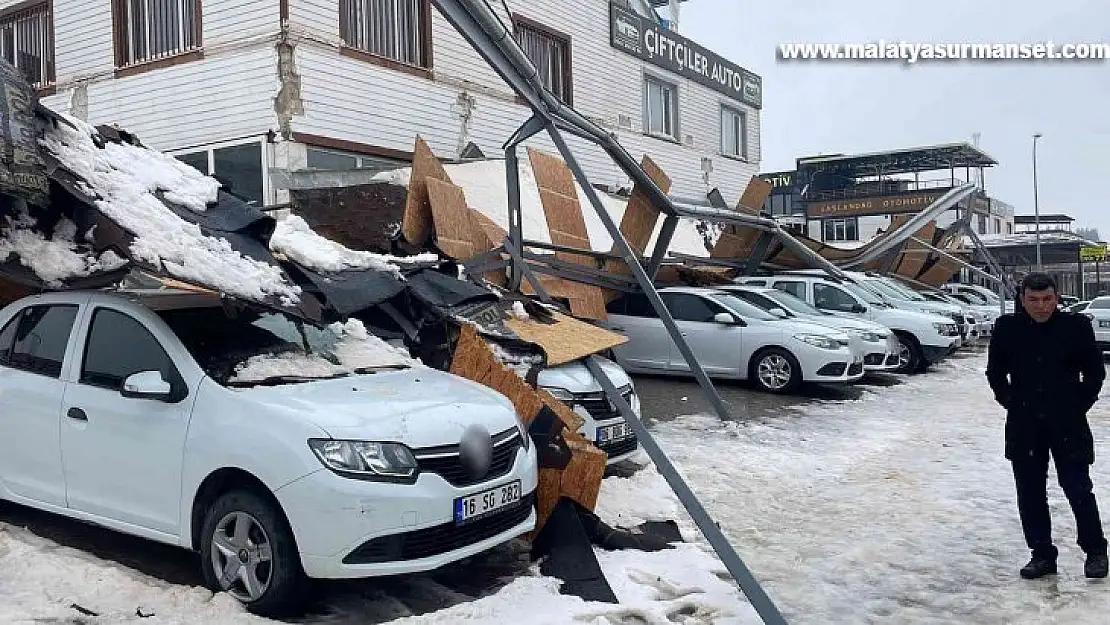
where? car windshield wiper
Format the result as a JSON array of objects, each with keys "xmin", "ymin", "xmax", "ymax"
[
  {"xmin": 227, "ymin": 373, "xmax": 351, "ymax": 388},
  {"xmin": 352, "ymin": 364, "xmax": 411, "ymax": 374}
]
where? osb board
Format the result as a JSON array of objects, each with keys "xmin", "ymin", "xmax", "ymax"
[
  {"xmin": 471, "ymin": 209, "xmax": 508, "ymax": 247},
  {"xmin": 918, "ymin": 255, "xmax": 962, "ymax": 287},
  {"xmin": 538, "ymin": 190, "xmax": 594, "ymax": 266},
  {"xmin": 401, "ymin": 136, "xmax": 452, "ymax": 247},
  {"xmin": 736, "ymin": 176, "xmax": 773, "ymax": 215},
  {"xmin": 534, "ymin": 442, "xmax": 608, "ymax": 533},
  {"xmin": 505, "ymin": 310, "xmax": 628, "ymax": 367},
  {"xmin": 606, "ymin": 155, "xmax": 671, "ymax": 273},
  {"xmin": 710, "ymin": 228, "xmax": 761, "ymax": 260},
  {"xmin": 425, "ymin": 178, "xmax": 479, "ymax": 261},
  {"xmin": 891, "ymin": 221, "xmax": 937, "ymax": 279}
]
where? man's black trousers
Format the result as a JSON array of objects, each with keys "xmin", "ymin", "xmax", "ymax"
[{"xmin": 1013, "ymin": 448, "xmax": 1108, "ymax": 559}]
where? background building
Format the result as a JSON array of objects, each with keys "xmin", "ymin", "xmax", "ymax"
[{"xmin": 3, "ymin": 0, "xmax": 763, "ymax": 210}]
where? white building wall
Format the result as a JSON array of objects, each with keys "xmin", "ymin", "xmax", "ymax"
[
  {"xmin": 5, "ymin": 0, "xmax": 281, "ymax": 152},
  {"xmin": 287, "ymin": 0, "xmax": 762, "ymax": 202}
]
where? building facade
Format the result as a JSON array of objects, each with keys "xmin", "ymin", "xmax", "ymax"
[{"xmin": 3, "ymin": 0, "xmax": 762, "ymax": 210}]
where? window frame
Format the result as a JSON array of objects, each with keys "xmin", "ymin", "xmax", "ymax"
[
  {"xmin": 822, "ymin": 217, "xmax": 859, "ymax": 242},
  {"xmin": 0, "ymin": 0, "xmax": 56, "ymax": 95},
  {"xmin": 0, "ymin": 303, "xmax": 79, "ymax": 379},
  {"xmin": 643, "ymin": 73, "xmax": 679, "ymax": 142},
  {"xmin": 167, "ymin": 136, "xmax": 270, "ymax": 207},
  {"xmin": 511, "ymin": 13, "xmax": 573, "ymax": 106},
  {"xmin": 78, "ymin": 306, "xmax": 184, "ymax": 395},
  {"xmin": 111, "ymin": 0, "xmax": 204, "ymax": 77},
  {"xmin": 720, "ymin": 104, "xmax": 747, "ymax": 161},
  {"xmin": 338, "ymin": 0, "xmax": 434, "ymax": 78}
]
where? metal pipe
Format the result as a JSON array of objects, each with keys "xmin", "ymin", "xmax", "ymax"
[{"xmin": 1033, "ymin": 133, "xmax": 1043, "ymax": 271}]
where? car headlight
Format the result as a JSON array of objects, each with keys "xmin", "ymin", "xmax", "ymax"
[
  {"xmin": 925, "ymin": 308, "xmax": 950, "ymax": 317},
  {"xmin": 851, "ymin": 329, "xmax": 886, "ymax": 343},
  {"xmin": 517, "ymin": 420, "xmax": 532, "ymax": 452},
  {"xmin": 541, "ymin": 386, "xmax": 575, "ymax": 403},
  {"xmin": 794, "ymin": 334, "xmax": 840, "ymax": 350},
  {"xmin": 308, "ymin": 439, "xmax": 418, "ymax": 481}
]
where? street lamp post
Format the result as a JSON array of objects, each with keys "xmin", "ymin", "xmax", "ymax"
[{"xmin": 1033, "ymin": 133, "xmax": 1043, "ymax": 271}]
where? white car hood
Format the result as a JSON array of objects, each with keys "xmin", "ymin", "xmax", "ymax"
[
  {"xmin": 536, "ymin": 356, "xmax": 631, "ymax": 394},
  {"xmin": 798, "ymin": 314, "xmax": 889, "ymax": 335},
  {"xmin": 235, "ymin": 367, "xmax": 521, "ymax": 448},
  {"xmin": 779, "ymin": 319, "xmax": 851, "ymax": 339}
]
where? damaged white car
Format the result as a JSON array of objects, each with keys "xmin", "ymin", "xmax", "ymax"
[{"xmin": 0, "ymin": 287, "xmax": 538, "ymax": 615}]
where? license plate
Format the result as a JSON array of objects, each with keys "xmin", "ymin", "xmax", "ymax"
[
  {"xmin": 1100, "ymin": 320, "xmax": 1110, "ymax": 328},
  {"xmin": 597, "ymin": 421, "xmax": 633, "ymax": 443},
  {"xmin": 454, "ymin": 480, "xmax": 522, "ymax": 525}
]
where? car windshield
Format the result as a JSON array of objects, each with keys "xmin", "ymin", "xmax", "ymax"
[
  {"xmin": 156, "ymin": 305, "xmax": 415, "ymax": 387},
  {"xmin": 955, "ymin": 291, "xmax": 988, "ymax": 305},
  {"xmin": 865, "ymin": 278, "xmax": 920, "ymax": 302},
  {"xmin": 842, "ymin": 281, "xmax": 887, "ymax": 306},
  {"xmin": 884, "ymin": 280, "xmax": 928, "ymax": 301},
  {"xmin": 710, "ymin": 293, "xmax": 779, "ymax": 321},
  {"xmin": 761, "ymin": 289, "xmax": 833, "ymax": 317},
  {"xmin": 1089, "ymin": 298, "xmax": 1110, "ymax": 310}
]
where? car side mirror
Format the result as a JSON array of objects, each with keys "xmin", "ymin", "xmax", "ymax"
[
  {"xmin": 851, "ymin": 304, "xmax": 868, "ymax": 313},
  {"xmin": 713, "ymin": 312, "xmax": 739, "ymax": 325},
  {"xmin": 768, "ymin": 307, "xmax": 788, "ymax": 318},
  {"xmin": 121, "ymin": 370, "xmax": 173, "ymax": 401}
]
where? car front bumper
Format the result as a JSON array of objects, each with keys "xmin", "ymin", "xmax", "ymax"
[
  {"xmin": 275, "ymin": 442, "xmax": 539, "ymax": 579},
  {"xmin": 861, "ymin": 338, "xmax": 900, "ymax": 372},
  {"xmin": 800, "ymin": 346, "xmax": 865, "ymax": 383}
]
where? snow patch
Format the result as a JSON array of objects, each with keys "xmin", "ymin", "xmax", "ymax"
[
  {"xmin": 270, "ymin": 214, "xmax": 438, "ymax": 277},
  {"xmin": 229, "ymin": 318, "xmax": 419, "ymax": 383},
  {"xmin": 0, "ymin": 209, "xmax": 128, "ymax": 285},
  {"xmin": 39, "ymin": 112, "xmax": 302, "ymax": 306}
]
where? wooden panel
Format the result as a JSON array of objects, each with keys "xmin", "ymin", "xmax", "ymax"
[
  {"xmin": 402, "ymin": 136, "xmax": 452, "ymax": 248},
  {"xmin": 425, "ymin": 178, "xmax": 477, "ymax": 261},
  {"xmin": 736, "ymin": 176, "xmax": 772, "ymax": 215},
  {"xmin": 506, "ymin": 311, "xmax": 627, "ymax": 366}
]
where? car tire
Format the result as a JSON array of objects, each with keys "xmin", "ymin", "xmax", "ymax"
[
  {"xmin": 749, "ymin": 347, "xmax": 802, "ymax": 394},
  {"xmin": 892, "ymin": 332, "xmax": 924, "ymax": 374},
  {"xmin": 199, "ymin": 489, "xmax": 306, "ymax": 617}
]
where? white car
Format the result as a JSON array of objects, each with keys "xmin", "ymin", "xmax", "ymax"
[
  {"xmin": 720, "ymin": 284, "xmax": 901, "ymax": 372},
  {"xmin": 600, "ymin": 288, "xmax": 864, "ymax": 394},
  {"xmin": 538, "ymin": 356, "xmax": 642, "ymax": 465},
  {"xmin": 1081, "ymin": 296, "xmax": 1110, "ymax": 351},
  {"xmin": 0, "ymin": 288, "xmax": 538, "ymax": 615},
  {"xmin": 735, "ymin": 273, "xmax": 960, "ymax": 373},
  {"xmin": 844, "ymin": 272, "xmax": 972, "ymax": 345},
  {"xmin": 944, "ymin": 282, "xmax": 1014, "ymax": 314},
  {"xmin": 925, "ymin": 290, "xmax": 997, "ymax": 339}
]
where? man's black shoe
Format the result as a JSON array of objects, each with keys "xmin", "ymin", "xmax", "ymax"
[
  {"xmin": 1085, "ymin": 553, "xmax": 1108, "ymax": 578},
  {"xmin": 1020, "ymin": 556, "xmax": 1058, "ymax": 579}
]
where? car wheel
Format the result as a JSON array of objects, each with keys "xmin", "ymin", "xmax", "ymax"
[
  {"xmin": 892, "ymin": 332, "xmax": 924, "ymax": 374},
  {"xmin": 200, "ymin": 490, "xmax": 306, "ymax": 617},
  {"xmin": 750, "ymin": 348, "xmax": 802, "ymax": 394}
]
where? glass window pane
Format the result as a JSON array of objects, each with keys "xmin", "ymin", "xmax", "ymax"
[
  {"xmin": 212, "ymin": 142, "xmax": 263, "ymax": 205},
  {"xmin": 176, "ymin": 151, "xmax": 208, "ymax": 174},
  {"xmin": 81, "ymin": 309, "xmax": 174, "ymax": 390},
  {"xmin": 307, "ymin": 148, "xmax": 359, "ymax": 171},
  {"xmin": 7, "ymin": 305, "xmax": 78, "ymax": 378}
]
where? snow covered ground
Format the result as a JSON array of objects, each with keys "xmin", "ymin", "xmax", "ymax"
[{"xmin": 5, "ymin": 350, "xmax": 1110, "ymax": 624}]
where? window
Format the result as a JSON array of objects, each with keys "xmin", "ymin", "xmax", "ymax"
[
  {"xmin": 81, "ymin": 308, "xmax": 176, "ymax": 390},
  {"xmin": 662, "ymin": 293, "xmax": 724, "ymax": 323},
  {"xmin": 823, "ymin": 218, "xmax": 859, "ymax": 242},
  {"xmin": 173, "ymin": 140, "xmax": 264, "ymax": 206},
  {"xmin": 513, "ymin": 16, "xmax": 572, "ymax": 105},
  {"xmin": 993, "ymin": 218, "xmax": 1001, "ymax": 234},
  {"xmin": 0, "ymin": 3, "xmax": 54, "ymax": 90},
  {"xmin": 0, "ymin": 305, "xmax": 78, "ymax": 378},
  {"xmin": 813, "ymin": 284, "xmax": 860, "ymax": 313},
  {"xmin": 306, "ymin": 147, "xmax": 407, "ymax": 173},
  {"xmin": 773, "ymin": 281, "xmax": 807, "ymax": 300},
  {"xmin": 644, "ymin": 76, "xmax": 678, "ymax": 139},
  {"xmin": 340, "ymin": 0, "xmax": 430, "ymax": 69},
  {"xmin": 607, "ymin": 293, "xmax": 658, "ymax": 318},
  {"xmin": 112, "ymin": 0, "xmax": 202, "ymax": 69},
  {"xmin": 1090, "ymin": 299, "xmax": 1110, "ymax": 310},
  {"xmin": 978, "ymin": 214, "xmax": 987, "ymax": 234},
  {"xmin": 721, "ymin": 105, "xmax": 746, "ymax": 159}
]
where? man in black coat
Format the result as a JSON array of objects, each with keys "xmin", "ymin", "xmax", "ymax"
[{"xmin": 987, "ymin": 273, "xmax": 1109, "ymax": 579}]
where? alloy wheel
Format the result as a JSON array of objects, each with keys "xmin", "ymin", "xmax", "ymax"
[
  {"xmin": 210, "ymin": 511, "xmax": 274, "ymax": 603},
  {"xmin": 757, "ymin": 354, "xmax": 792, "ymax": 391}
]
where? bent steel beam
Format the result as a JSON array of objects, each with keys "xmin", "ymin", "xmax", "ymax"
[{"xmin": 838, "ymin": 183, "xmax": 979, "ymax": 269}]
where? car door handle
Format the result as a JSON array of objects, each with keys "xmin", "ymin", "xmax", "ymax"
[
  {"xmin": 610, "ymin": 326, "xmax": 625, "ymax": 332},
  {"xmin": 66, "ymin": 407, "xmax": 88, "ymax": 422}
]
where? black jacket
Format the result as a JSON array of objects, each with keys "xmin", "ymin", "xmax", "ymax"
[{"xmin": 986, "ymin": 309, "xmax": 1105, "ymax": 463}]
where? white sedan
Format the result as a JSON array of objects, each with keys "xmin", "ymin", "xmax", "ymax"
[
  {"xmin": 1081, "ymin": 296, "xmax": 1110, "ymax": 351},
  {"xmin": 601, "ymin": 287, "xmax": 865, "ymax": 393},
  {"xmin": 720, "ymin": 285, "xmax": 900, "ymax": 372},
  {"xmin": 0, "ymin": 288, "xmax": 538, "ymax": 615}
]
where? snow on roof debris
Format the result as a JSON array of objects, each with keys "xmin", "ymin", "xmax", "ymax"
[
  {"xmin": 229, "ymin": 318, "xmax": 418, "ymax": 384},
  {"xmin": 39, "ymin": 113, "xmax": 302, "ymax": 306},
  {"xmin": 0, "ymin": 210, "xmax": 127, "ymax": 286},
  {"xmin": 510, "ymin": 301, "xmax": 529, "ymax": 320},
  {"xmin": 270, "ymin": 214, "xmax": 437, "ymax": 277},
  {"xmin": 374, "ymin": 158, "xmax": 712, "ymax": 258}
]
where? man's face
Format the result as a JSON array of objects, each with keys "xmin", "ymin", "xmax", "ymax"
[{"xmin": 1022, "ymin": 287, "xmax": 1058, "ymax": 322}]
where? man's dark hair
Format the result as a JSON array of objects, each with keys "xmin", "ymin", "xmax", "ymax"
[{"xmin": 1021, "ymin": 272, "xmax": 1058, "ymax": 293}]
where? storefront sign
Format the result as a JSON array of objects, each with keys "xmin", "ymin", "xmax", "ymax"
[
  {"xmin": 759, "ymin": 171, "xmax": 795, "ymax": 192},
  {"xmin": 1081, "ymin": 245, "xmax": 1107, "ymax": 262},
  {"xmin": 807, "ymin": 191, "xmax": 945, "ymax": 218},
  {"xmin": 609, "ymin": 2, "xmax": 762, "ymax": 109}
]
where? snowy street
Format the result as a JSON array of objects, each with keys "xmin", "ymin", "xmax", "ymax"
[{"xmin": 5, "ymin": 348, "xmax": 1110, "ymax": 624}]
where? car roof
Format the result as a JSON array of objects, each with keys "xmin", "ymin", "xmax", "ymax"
[
  {"xmin": 658, "ymin": 286, "xmax": 725, "ymax": 296},
  {"xmin": 7, "ymin": 287, "xmax": 225, "ymax": 312}
]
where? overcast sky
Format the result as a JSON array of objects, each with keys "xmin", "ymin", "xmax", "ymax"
[{"xmin": 676, "ymin": 0, "xmax": 1110, "ymax": 240}]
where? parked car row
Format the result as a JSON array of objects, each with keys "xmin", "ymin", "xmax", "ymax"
[{"xmin": 598, "ymin": 271, "xmax": 1002, "ymax": 393}]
